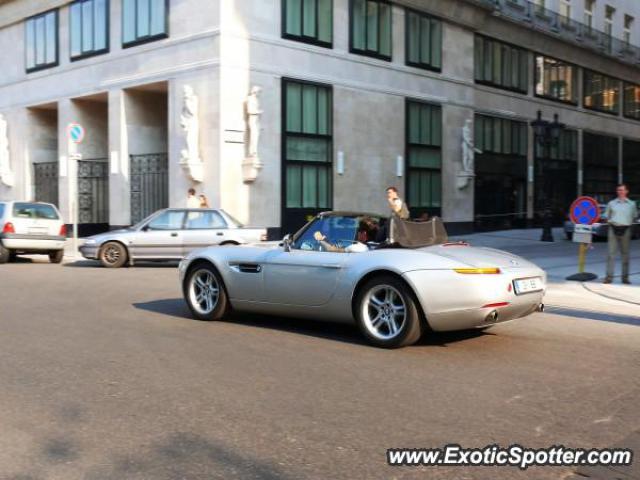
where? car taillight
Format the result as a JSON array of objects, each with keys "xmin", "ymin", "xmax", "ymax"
[
  {"xmin": 59, "ymin": 224, "xmax": 67, "ymax": 237},
  {"xmin": 2, "ymin": 222, "xmax": 15, "ymax": 234},
  {"xmin": 260, "ymin": 232, "xmax": 268, "ymax": 242}
]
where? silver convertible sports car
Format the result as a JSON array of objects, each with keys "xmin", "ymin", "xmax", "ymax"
[{"xmin": 179, "ymin": 212, "xmax": 546, "ymax": 348}]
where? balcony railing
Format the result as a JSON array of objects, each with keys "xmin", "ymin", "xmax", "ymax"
[{"xmin": 470, "ymin": 0, "xmax": 640, "ymax": 67}]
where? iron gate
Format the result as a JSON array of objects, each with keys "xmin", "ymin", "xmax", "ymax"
[
  {"xmin": 130, "ymin": 153, "xmax": 168, "ymax": 224},
  {"xmin": 78, "ymin": 159, "xmax": 109, "ymax": 224},
  {"xmin": 33, "ymin": 162, "xmax": 59, "ymax": 207}
]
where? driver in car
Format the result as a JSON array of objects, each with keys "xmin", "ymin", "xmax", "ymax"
[{"xmin": 313, "ymin": 218, "xmax": 376, "ymax": 253}]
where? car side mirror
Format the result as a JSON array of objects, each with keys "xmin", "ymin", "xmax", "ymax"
[{"xmin": 282, "ymin": 234, "xmax": 292, "ymax": 252}]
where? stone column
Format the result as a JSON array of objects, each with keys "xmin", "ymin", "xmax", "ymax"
[
  {"xmin": 108, "ymin": 89, "xmax": 130, "ymax": 227},
  {"xmin": 441, "ymin": 105, "xmax": 475, "ymax": 234},
  {"xmin": 577, "ymin": 129, "xmax": 583, "ymax": 196},
  {"xmin": 57, "ymin": 98, "xmax": 74, "ymax": 223}
]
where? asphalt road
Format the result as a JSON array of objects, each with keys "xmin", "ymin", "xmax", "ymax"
[{"xmin": 0, "ymin": 258, "xmax": 639, "ymax": 480}]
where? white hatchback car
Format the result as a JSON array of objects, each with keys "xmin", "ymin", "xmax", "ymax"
[{"xmin": 0, "ymin": 201, "xmax": 67, "ymax": 264}]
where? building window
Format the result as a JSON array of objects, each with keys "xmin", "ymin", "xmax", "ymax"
[
  {"xmin": 474, "ymin": 35, "xmax": 528, "ymax": 93},
  {"xmin": 583, "ymin": 133, "xmax": 618, "ymax": 203},
  {"xmin": 533, "ymin": 0, "xmax": 546, "ymax": 15},
  {"xmin": 559, "ymin": 0, "xmax": 571, "ymax": 19},
  {"xmin": 534, "ymin": 55, "xmax": 577, "ymax": 104},
  {"xmin": 583, "ymin": 70, "xmax": 620, "ymax": 114},
  {"xmin": 623, "ymin": 83, "xmax": 640, "ymax": 121},
  {"xmin": 282, "ymin": 0, "xmax": 332, "ymax": 47},
  {"xmin": 604, "ymin": 5, "xmax": 615, "ymax": 37},
  {"xmin": 70, "ymin": 0, "xmax": 109, "ymax": 60},
  {"xmin": 623, "ymin": 15, "xmax": 633, "ymax": 45},
  {"xmin": 25, "ymin": 10, "xmax": 58, "ymax": 72},
  {"xmin": 474, "ymin": 115, "xmax": 528, "ymax": 230},
  {"xmin": 405, "ymin": 9, "xmax": 442, "ymax": 71},
  {"xmin": 122, "ymin": 0, "xmax": 167, "ymax": 47},
  {"xmin": 350, "ymin": 0, "xmax": 392, "ymax": 60},
  {"xmin": 282, "ymin": 79, "xmax": 333, "ymax": 228},
  {"xmin": 584, "ymin": 0, "xmax": 595, "ymax": 29},
  {"xmin": 623, "ymin": 139, "xmax": 640, "ymax": 189},
  {"xmin": 406, "ymin": 101, "xmax": 442, "ymax": 215}
]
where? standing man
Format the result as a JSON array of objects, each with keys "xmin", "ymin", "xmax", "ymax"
[
  {"xmin": 604, "ymin": 184, "xmax": 638, "ymax": 284},
  {"xmin": 386, "ymin": 187, "xmax": 410, "ymax": 220},
  {"xmin": 187, "ymin": 188, "xmax": 200, "ymax": 208}
]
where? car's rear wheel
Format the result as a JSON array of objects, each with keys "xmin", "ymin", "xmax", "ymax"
[
  {"xmin": 99, "ymin": 242, "xmax": 128, "ymax": 268},
  {"xmin": 49, "ymin": 250, "xmax": 64, "ymax": 264},
  {"xmin": 0, "ymin": 243, "xmax": 10, "ymax": 264},
  {"xmin": 565, "ymin": 232, "xmax": 573, "ymax": 241},
  {"xmin": 355, "ymin": 275, "xmax": 424, "ymax": 348},
  {"xmin": 184, "ymin": 263, "xmax": 229, "ymax": 321}
]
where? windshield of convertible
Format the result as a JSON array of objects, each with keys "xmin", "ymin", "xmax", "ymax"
[{"xmin": 292, "ymin": 215, "xmax": 384, "ymax": 252}]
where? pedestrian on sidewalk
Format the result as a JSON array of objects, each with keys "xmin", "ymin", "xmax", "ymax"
[
  {"xmin": 187, "ymin": 188, "xmax": 200, "ymax": 208},
  {"xmin": 604, "ymin": 184, "xmax": 637, "ymax": 285},
  {"xmin": 386, "ymin": 187, "xmax": 410, "ymax": 220}
]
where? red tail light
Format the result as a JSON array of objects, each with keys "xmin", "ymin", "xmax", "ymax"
[
  {"xmin": 2, "ymin": 222, "xmax": 15, "ymax": 234},
  {"xmin": 59, "ymin": 224, "xmax": 67, "ymax": 237}
]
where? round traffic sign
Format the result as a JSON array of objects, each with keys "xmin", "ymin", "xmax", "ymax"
[
  {"xmin": 67, "ymin": 123, "xmax": 85, "ymax": 144},
  {"xmin": 569, "ymin": 196, "xmax": 600, "ymax": 225}
]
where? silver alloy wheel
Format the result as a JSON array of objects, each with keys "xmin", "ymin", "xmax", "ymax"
[
  {"xmin": 189, "ymin": 269, "xmax": 220, "ymax": 316},
  {"xmin": 361, "ymin": 284, "xmax": 407, "ymax": 340},
  {"xmin": 103, "ymin": 245, "xmax": 121, "ymax": 264}
]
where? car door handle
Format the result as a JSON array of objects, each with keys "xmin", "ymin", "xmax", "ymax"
[
  {"xmin": 321, "ymin": 264, "xmax": 342, "ymax": 269},
  {"xmin": 170, "ymin": 232, "xmax": 178, "ymax": 237},
  {"xmin": 216, "ymin": 232, "xmax": 224, "ymax": 236}
]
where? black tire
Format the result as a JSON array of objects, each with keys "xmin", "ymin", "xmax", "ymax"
[
  {"xmin": 565, "ymin": 232, "xmax": 573, "ymax": 241},
  {"xmin": 49, "ymin": 250, "xmax": 64, "ymax": 264},
  {"xmin": 183, "ymin": 263, "xmax": 229, "ymax": 321},
  {"xmin": 354, "ymin": 275, "xmax": 424, "ymax": 348},
  {"xmin": 99, "ymin": 242, "xmax": 128, "ymax": 268},
  {"xmin": 8, "ymin": 251, "xmax": 17, "ymax": 262},
  {"xmin": 0, "ymin": 243, "xmax": 10, "ymax": 264}
]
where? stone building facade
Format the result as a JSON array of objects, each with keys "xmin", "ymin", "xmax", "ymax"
[{"xmin": 0, "ymin": 0, "xmax": 638, "ymax": 236}]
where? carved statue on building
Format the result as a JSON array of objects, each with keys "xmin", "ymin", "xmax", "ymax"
[
  {"xmin": 457, "ymin": 118, "xmax": 481, "ymax": 190},
  {"xmin": 0, "ymin": 114, "xmax": 15, "ymax": 188},
  {"xmin": 243, "ymin": 86, "xmax": 264, "ymax": 183},
  {"xmin": 179, "ymin": 85, "xmax": 204, "ymax": 183}
]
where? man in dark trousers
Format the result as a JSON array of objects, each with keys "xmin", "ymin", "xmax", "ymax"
[{"xmin": 604, "ymin": 184, "xmax": 638, "ymax": 284}]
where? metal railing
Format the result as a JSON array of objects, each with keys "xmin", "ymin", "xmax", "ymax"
[{"xmin": 470, "ymin": 0, "xmax": 640, "ymax": 67}]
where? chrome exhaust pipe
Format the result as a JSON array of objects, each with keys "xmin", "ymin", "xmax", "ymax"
[
  {"xmin": 484, "ymin": 310, "xmax": 499, "ymax": 323},
  {"xmin": 537, "ymin": 303, "xmax": 545, "ymax": 313}
]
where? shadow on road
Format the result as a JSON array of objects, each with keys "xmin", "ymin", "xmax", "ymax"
[
  {"xmin": 546, "ymin": 305, "xmax": 640, "ymax": 326},
  {"xmin": 63, "ymin": 261, "xmax": 180, "ymax": 269},
  {"xmin": 132, "ymin": 298, "xmax": 491, "ymax": 348}
]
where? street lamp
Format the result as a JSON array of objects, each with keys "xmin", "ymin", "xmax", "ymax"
[{"xmin": 531, "ymin": 111, "xmax": 565, "ymax": 242}]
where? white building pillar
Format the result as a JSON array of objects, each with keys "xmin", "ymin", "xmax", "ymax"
[{"xmin": 108, "ymin": 89, "xmax": 130, "ymax": 227}]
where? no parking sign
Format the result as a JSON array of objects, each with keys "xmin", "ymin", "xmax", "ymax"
[
  {"xmin": 569, "ymin": 196, "xmax": 600, "ymax": 226},
  {"xmin": 67, "ymin": 123, "xmax": 85, "ymax": 144},
  {"xmin": 566, "ymin": 196, "xmax": 599, "ymax": 282}
]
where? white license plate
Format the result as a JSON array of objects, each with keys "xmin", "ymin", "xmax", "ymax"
[
  {"xmin": 28, "ymin": 228, "xmax": 48, "ymax": 235},
  {"xmin": 513, "ymin": 277, "xmax": 543, "ymax": 295}
]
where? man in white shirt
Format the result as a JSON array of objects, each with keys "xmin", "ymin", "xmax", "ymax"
[
  {"xmin": 604, "ymin": 184, "xmax": 638, "ymax": 284},
  {"xmin": 187, "ymin": 188, "xmax": 200, "ymax": 209}
]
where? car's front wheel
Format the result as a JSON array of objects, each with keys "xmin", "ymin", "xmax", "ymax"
[
  {"xmin": 49, "ymin": 250, "xmax": 64, "ymax": 264},
  {"xmin": 355, "ymin": 275, "xmax": 424, "ymax": 348},
  {"xmin": 184, "ymin": 263, "xmax": 229, "ymax": 321},
  {"xmin": 99, "ymin": 242, "xmax": 128, "ymax": 268}
]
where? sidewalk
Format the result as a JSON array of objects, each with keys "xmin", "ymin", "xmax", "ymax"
[{"xmin": 450, "ymin": 227, "xmax": 640, "ymax": 320}]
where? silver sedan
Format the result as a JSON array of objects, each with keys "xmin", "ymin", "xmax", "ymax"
[
  {"xmin": 178, "ymin": 212, "xmax": 546, "ymax": 348},
  {"xmin": 80, "ymin": 208, "xmax": 267, "ymax": 268}
]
